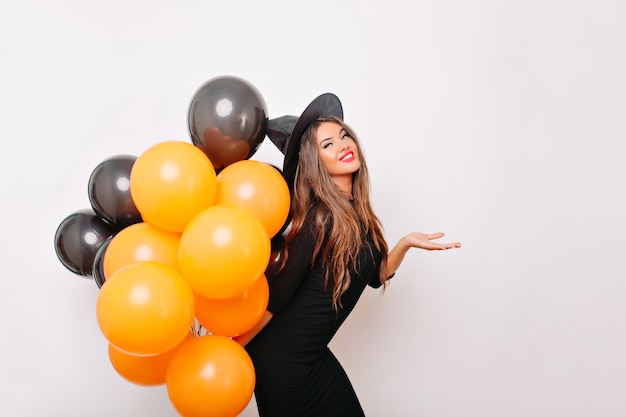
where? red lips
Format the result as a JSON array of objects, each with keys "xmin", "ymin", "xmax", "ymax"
[{"xmin": 339, "ymin": 151, "xmax": 355, "ymax": 162}]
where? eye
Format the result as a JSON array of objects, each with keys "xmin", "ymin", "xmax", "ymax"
[{"xmin": 322, "ymin": 142, "xmax": 332, "ymax": 149}]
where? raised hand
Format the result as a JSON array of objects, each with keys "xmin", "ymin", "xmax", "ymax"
[{"xmin": 402, "ymin": 232, "xmax": 461, "ymax": 251}]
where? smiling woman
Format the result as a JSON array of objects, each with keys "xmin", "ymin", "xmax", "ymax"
[
  {"xmin": 234, "ymin": 93, "xmax": 461, "ymax": 416},
  {"xmin": 310, "ymin": 117, "xmax": 361, "ymax": 196},
  {"xmin": 5, "ymin": 0, "xmax": 625, "ymax": 416}
]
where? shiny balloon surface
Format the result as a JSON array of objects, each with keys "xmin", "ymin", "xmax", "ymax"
[
  {"xmin": 54, "ymin": 208, "xmax": 117, "ymax": 276},
  {"xmin": 92, "ymin": 235, "xmax": 113, "ymax": 288},
  {"xmin": 88, "ymin": 154, "xmax": 142, "ymax": 228},
  {"xmin": 188, "ymin": 76, "xmax": 268, "ymax": 170}
]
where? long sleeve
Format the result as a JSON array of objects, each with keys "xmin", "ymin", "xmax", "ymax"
[{"xmin": 266, "ymin": 217, "xmax": 317, "ymax": 314}]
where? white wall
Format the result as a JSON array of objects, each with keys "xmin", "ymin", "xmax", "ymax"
[{"xmin": 2, "ymin": 1, "xmax": 625, "ymax": 416}]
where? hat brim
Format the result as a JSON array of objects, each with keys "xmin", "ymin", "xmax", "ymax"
[{"xmin": 283, "ymin": 93, "xmax": 343, "ymax": 190}]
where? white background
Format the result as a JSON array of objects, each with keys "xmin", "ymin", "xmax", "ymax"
[{"xmin": 1, "ymin": 1, "xmax": 625, "ymax": 416}]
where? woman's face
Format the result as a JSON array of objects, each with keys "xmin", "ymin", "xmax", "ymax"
[{"xmin": 315, "ymin": 121, "xmax": 361, "ymax": 190}]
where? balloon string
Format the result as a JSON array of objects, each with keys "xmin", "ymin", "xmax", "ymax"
[
  {"xmin": 196, "ymin": 319, "xmax": 209, "ymax": 337},
  {"xmin": 191, "ymin": 318, "xmax": 200, "ymax": 338},
  {"xmin": 191, "ymin": 318, "xmax": 211, "ymax": 337}
]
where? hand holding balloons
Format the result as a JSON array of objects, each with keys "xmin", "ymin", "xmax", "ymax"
[{"xmin": 57, "ymin": 74, "xmax": 286, "ymax": 416}]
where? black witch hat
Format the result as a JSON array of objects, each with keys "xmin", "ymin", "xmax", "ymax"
[{"xmin": 266, "ymin": 93, "xmax": 343, "ymax": 190}]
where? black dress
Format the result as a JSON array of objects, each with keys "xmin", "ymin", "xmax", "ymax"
[{"xmin": 245, "ymin": 209, "xmax": 384, "ymax": 417}]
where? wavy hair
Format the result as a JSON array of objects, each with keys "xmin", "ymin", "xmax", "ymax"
[{"xmin": 283, "ymin": 115, "xmax": 389, "ymax": 309}]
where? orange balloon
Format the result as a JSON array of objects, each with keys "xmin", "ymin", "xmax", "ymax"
[
  {"xmin": 166, "ymin": 335, "xmax": 255, "ymax": 417},
  {"xmin": 216, "ymin": 160, "xmax": 290, "ymax": 237},
  {"xmin": 195, "ymin": 275, "xmax": 269, "ymax": 337},
  {"xmin": 96, "ymin": 262, "xmax": 195, "ymax": 356},
  {"xmin": 103, "ymin": 222, "xmax": 180, "ymax": 279},
  {"xmin": 108, "ymin": 331, "xmax": 194, "ymax": 386},
  {"xmin": 130, "ymin": 140, "xmax": 217, "ymax": 233},
  {"xmin": 178, "ymin": 204, "xmax": 270, "ymax": 299}
]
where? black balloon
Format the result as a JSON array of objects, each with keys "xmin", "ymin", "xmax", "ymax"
[
  {"xmin": 92, "ymin": 235, "xmax": 113, "ymax": 288},
  {"xmin": 188, "ymin": 75, "xmax": 268, "ymax": 170},
  {"xmin": 54, "ymin": 208, "xmax": 117, "ymax": 276},
  {"xmin": 88, "ymin": 154, "xmax": 142, "ymax": 228},
  {"xmin": 265, "ymin": 234, "xmax": 286, "ymax": 280}
]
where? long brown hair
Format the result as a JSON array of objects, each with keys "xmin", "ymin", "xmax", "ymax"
[{"xmin": 283, "ymin": 115, "xmax": 390, "ymax": 309}]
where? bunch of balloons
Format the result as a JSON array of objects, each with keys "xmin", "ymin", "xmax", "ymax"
[
  {"xmin": 54, "ymin": 154, "xmax": 143, "ymax": 280},
  {"xmin": 53, "ymin": 76, "xmax": 291, "ymax": 417}
]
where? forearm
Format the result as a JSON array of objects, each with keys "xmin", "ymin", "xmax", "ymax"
[
  {"xmin": 232, "ymin": 310, "xmax": 273, "ymax": 347},
  {"xmin": 384, "ymin": 236, "xmax": 411, "ymax": 277}
]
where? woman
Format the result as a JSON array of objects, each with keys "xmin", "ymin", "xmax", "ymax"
[{"xmin": 235, "ymin": 93, "xmax": 461, "ymax": 416}]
